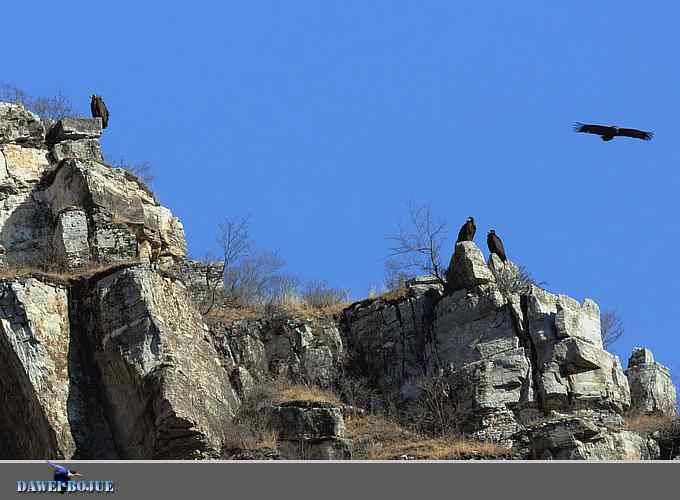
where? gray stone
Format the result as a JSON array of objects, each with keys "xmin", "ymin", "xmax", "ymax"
[
  {"xmin": 45, "ymin": 159, "xmax": 186, "ymax": 263},
  {"xmin": 445, "ymin": 241, "xmax": 496, "ymax": 292},
  {"xmin": 269, "ymin": 401, "xmax": 346, "ymax": 440},
  {"xmin": 52, "ymin": 208, "xmax": 90, "ymax": 270},
  {"xmin": 0, "ymin": 277, "xmax": 118, "ymax": 459},
  {"xmin": 269, "ymin": 400, "xmax": 352, "ymax": 460},
  {"xmin": 0, "ymin": 103, "xmax": 44, "ymax": 145},
  {"xmin": 526, "ymin": 416, "xmax": 659, "ymax": 460},
  {"xmin": 626, "ymin": 347, "xmax": 677, "ymax": 416},
  {"xmin": 45, "ymin": 118, "xmax": 101, "ymax": 144},
  {"xmin": 50, "ymin": 139, "xmax": 103, "ymax": 163}
]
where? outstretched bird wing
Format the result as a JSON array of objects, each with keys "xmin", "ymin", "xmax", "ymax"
[
  {"xmin": 574, "ymin": 123, "xmax": 611, "ymax": 136},
  {"xmin": 47, "ymin": 461, "xmax": 69, "ymax": 475},
  {"xmin": 616, "ymin": 127, "xmax": 653, "ymax": 140}
]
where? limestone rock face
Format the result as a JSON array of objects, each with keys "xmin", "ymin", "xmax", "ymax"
[
  {"xmin": 626, "ymin": 348, "xmax": 677, "ymax": 417},
  {"xmin": 211, "ymin": 315, "xmax": 344, "ymax": 388},
  {"xmin": 45, "ymin": 159, "xmax": 186, "ymax": 267},
  {"xmin": 0, "ymin": 277, "xmax": 117, "ymax": 459},
  {"xmin": 0, "ymin": 103, "xmax": 44, "ymax": 145},
  {"xmin": 0, "ymin": 278, "xmax": 74, "ymax": 458},
  {"xmin": 81, "ymin": 267, "xmax": 240, "ymax": 459}
]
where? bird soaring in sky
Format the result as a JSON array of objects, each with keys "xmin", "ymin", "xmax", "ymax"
[
  {"xmin": 574, "ymin": 123, "xmax": 653, "ymax": 141},
  {"xmin": 487, "ymin": 229, "xmax": 507, "ymax": 262},
  {"xmin": 456, "ymin": 217, "xmax": 476, "ymax": 243},
  {"xmin": 90, "ymin": 94, "xmax": 109, "ymax": 129},
  {"xmin": 47, "ymin": 461, "xmax": 81, "ymax": 494}
]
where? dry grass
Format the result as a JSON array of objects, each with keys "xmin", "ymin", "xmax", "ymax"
[
  {"xmin": 273, "ymin": 384, "xmax": 342, "ymax": 405},
  {"xmin": 346, "ymin": 414, "xmax": 506, "ymax": 460},
  {"xmin": 223, "ymin": 426, "xmax": 278, "ymax": 451},
  {"xmin": 277, "ymin": 300, "xmax": 350, "ymax": 319},
  {"xmin": 377, "ymin": 287, "xmax": 411, "ymax": 303},
  {"xmin": 367, "ymin": 436, "xmax": 506, "ymax": 460},
  {"xmin": 0, "ymin": 259, "xmax": 141, "ymax": 283},
  {"xmin": 205, "ymin": 305, "xmax": 264, "ymax": 324},
  {"xmin": 624, "ymin": 414, "xmax": 675, "ymax": 434},
  {"xmin": 205, "ymin": 300, "xmax": 350, "ymax": 325}
]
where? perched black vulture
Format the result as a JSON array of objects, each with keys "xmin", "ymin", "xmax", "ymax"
[
  {"xmin": 90, "ymin": 94, "xmax": 109, "ymax": 129},
  {"xmin": 456, "ymin": 217, "xmax": 476, "ymax": 243},
  {"xmin": 574, "ymin": 122, "xmax": 652, "ymax": 141},
  {"xmin": 487, "ymin": 229, "xmax": 507, "ymax": 262}
]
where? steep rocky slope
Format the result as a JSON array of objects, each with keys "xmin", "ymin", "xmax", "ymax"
[{"xmin": 0, "ymin": 102, "xmax": 676, "ymax": 460}]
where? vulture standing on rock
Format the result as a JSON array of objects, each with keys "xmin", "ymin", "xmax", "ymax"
[
  {"xmin": 574, "ymin": 122, "xmax": 653, "ymax": 142},
  {"xmin": 456, "ymin": 217, "xmax": 476, "ymax": 243},
  {"xmin": 90, "ymin": 94, "xmax": 109, "ymax": 129},
  {"xmin": 487, "ymin": 229, "xmax": 507, "ymax": 262}
]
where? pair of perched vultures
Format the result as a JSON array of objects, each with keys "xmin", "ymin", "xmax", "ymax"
[{"xmin": 456, "ymin": 216, "xmax": 507, "ymax": 262}]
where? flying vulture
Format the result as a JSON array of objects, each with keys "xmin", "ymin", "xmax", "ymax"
[
  {"xmin": 456, "ymin": 217, "xmax": 476, "ymax": 243},
  {"xmin": 574, "ymin": 122, "xmax": 652, "ymax": 142},
  {"xmin": 90, "ymin": 94, "xmax": 109, "ymax": 129},
  {"xmin": 487, "ymin": 229, "xmax": 507, "ymax": 262}
]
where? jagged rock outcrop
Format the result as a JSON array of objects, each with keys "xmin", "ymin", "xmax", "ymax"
[
  {"xmin": 341, "ymin": 241, "xmax": 644, "ymax": 453},
  {"xmin": 626, "ymin": 348, "xmax": 676, "ymax": 417}
]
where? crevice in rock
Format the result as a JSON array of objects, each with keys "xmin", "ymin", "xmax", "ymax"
[
  {"xmin": 515, "ymin": 294, "xmax": 544, "ymax": 411},
  {"xmin": 66, "ymin": 278, "xmax": 120, "ymax": 458}
]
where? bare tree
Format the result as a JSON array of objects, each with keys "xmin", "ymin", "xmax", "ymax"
[
  {"xmin": 202, "ymin": 217, "xmax": 251, "ymax": 314},
  {"xmin": 601, "ymin": 310, "xmax": 625, "ymax": 350},
  {"xmin": 0, "ymin": 82, "xmax": 74, "ymax": 121},
  {"xmin": 383, "ymin": 258, "xmax": 412, "ymax": 291},
  {"xmin": 386, "ymin": 202, "xmax": 447, "ymax": 285}
]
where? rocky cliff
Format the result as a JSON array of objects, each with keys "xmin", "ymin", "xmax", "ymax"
[{"xmin": 0, "ymin": 102, "xmax": 676, "ymax": 460}]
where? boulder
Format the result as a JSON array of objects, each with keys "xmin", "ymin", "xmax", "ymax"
[
  {"xmin": 269, "ymin": 400, "xmax": 352, "ymax": 460},
  {"xmin": 445, "ymin": 241, "xmax": 495, "ymax": 292}
]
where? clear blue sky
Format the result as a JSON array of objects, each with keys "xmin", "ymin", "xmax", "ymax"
[{"xmin": 5, "ymin": 2, "xmax": 679, "ymax": 374}]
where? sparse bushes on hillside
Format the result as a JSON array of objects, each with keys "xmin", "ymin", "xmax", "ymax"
[
  {"xmin": 0, "ymin": 82, "xmax": 74, "ymax": 121},
  {"xmin": 198, "ymin": 216, "xmax": 349, "ymax": 318}
]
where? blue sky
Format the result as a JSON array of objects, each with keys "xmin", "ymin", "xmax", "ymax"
[{"xmin": 4, "ymin": 1, "xmax": 679, "ymax": 372}]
